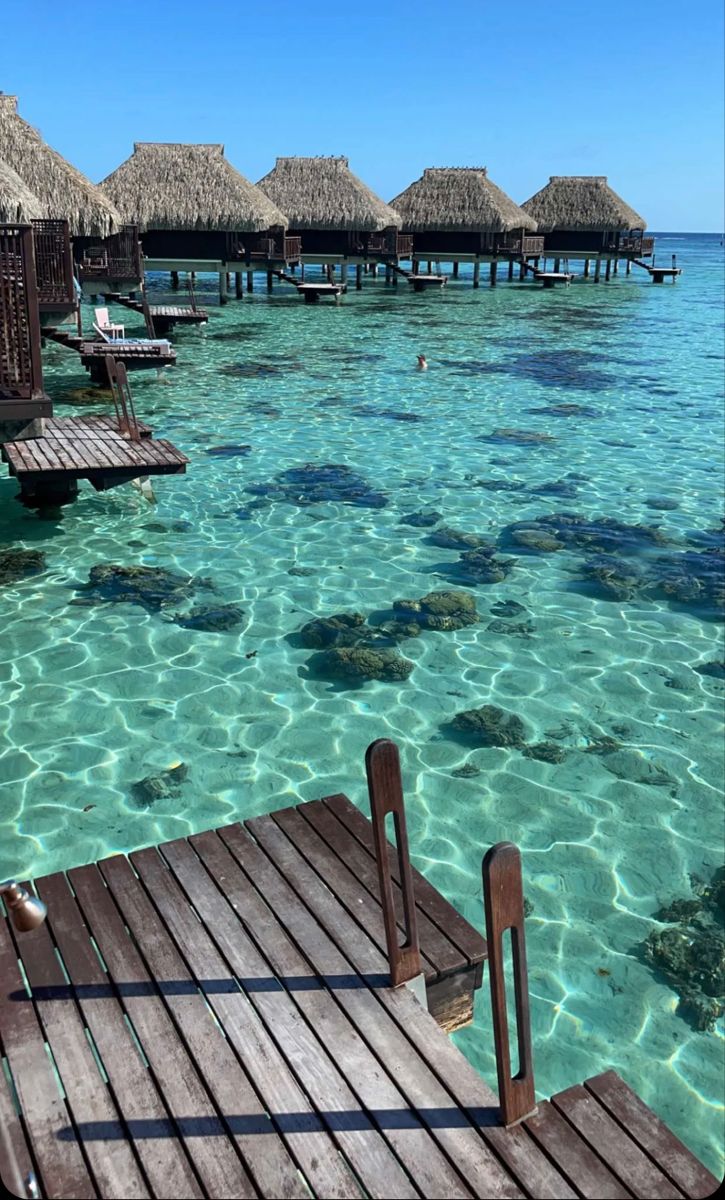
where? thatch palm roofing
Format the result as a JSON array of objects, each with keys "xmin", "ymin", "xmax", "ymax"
[
  {"xmin": 257, "ymin": 157, "xmax": 401, "ymax": 232},
  {"xmin": 0, "ymin": 158, "xmax": 44, "ymax": 223},
  {"xmin": 521, "ymin": 176, "xmax": 646, "ymax": 231},
  {"xmin": 101, "ymin": 143, "xmax": 287, "ymax": 232},
  {"xmin": 0, "ymin": 95, "xmax": 120, "ymax": 236},
  {"xmin": 390, "ymin": 167, "xmax": 537, "ymax": 233}
]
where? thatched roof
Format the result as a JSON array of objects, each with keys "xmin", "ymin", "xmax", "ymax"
[
  {"xmin": 0, "ymin": 158, "xmax": 44, "ymax": 222},
  {"xmin": 521, "ymin": 176, "xmax": 646, "ymax": 231},
  {"xmin": 390, "ymin": 167, "xmax": 537, "ymax": 233},
  {"xmin": 101, "ymin": 143, "xmax": 287, "ymax": 232},
  {"xmin": 257, "ymin": 157, "xmax": 401, "ymax": 231},
  {"xmin": 0, "ymin": 95, "xmax": 120, "ymax": 236}
]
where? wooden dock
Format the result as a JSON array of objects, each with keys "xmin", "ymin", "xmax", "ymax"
[
  {"xmin": 534, "ymin": 271, "xmax": 574, "ymax": 288},
  {"xmin": 0, "ymin": 743, "xmax": 718, "ymax": 1200},
  {"xmin": 296, "ymin": 281, "xmax": 347, "ymax": 303},
  {"xmin": 43, "ymin": 329, "xmax": 177, "ymax": 382},
  {"xmin": 408, "ymin": 274, "xmax": 449, "ymax": 291},
  {"xmin": 2, "ymin": 415, "xmax": 188, "ymax": 498},
  {"xmin": 112, "ymin": 295, "xmax": 209, "ymax": 334}
]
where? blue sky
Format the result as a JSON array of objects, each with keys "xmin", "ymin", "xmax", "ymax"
[{"xmin": 2, "ymin": 0, "xmax": 723, "ymax": 230}]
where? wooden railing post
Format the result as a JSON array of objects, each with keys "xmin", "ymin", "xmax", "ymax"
[
  {"xmin": 365, "ymin": 739, "xmax": 422, "ymax": 989},
  {"xmin": 482, "ymin": 842, "xmax": 537, "ymax": 1126}
]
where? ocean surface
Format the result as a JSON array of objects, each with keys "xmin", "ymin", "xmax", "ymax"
[{"xmin": 1, "ymin": 232, "xmax": 723, "ymax": 1174}]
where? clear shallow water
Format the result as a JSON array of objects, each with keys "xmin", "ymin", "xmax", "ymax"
[{"xmin": 1, "ymin": 234, "xmax": 723, "ymax": 1174}]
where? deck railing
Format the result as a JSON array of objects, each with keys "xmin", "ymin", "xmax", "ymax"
[
  {"xmin": 614, "ymin": 234, "xmax": 654, "ymax": 255},
  {"xmin": 0, "ymin": 224, "xmax": 44, "ymax": 401},
  {"xmin": 31, "ymin": 219, "xmax": 75, "ymax": 306},
  {"xmin": 496, "ymin": 234, "xmax": 545, "ymax": 256}
]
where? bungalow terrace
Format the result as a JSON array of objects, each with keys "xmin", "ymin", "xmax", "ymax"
[
  {"xmin": 0, "ymin": 95, "xmax": 124, "ymax": 318},
  {"xmin": 521, "ymin": 176, "xmax": 653, "ymax": 279},
  {"xmin": 257, "ymin": 157, "xmax": 409, "ymax": 285},
  {"xmin": 391, "ymin": 167, "xmax": 543, "ymax": 285},
  {"xmin": 100, "ymin": 143, "xmax": 292, "ymax": 300}
]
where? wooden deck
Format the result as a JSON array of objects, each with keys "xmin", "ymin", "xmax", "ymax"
[
  {"xmin": 112, "ymin": 296, "xmax": 209, "ymax": 333},
  {"xmin": 409, "ymin": 274, "xmax": 449, "ymax": 291},
  {"xmin": 2, "ymin": 415, "xmax": 188, "ymax": 493},
  {"xmin": 1, "ymin": 787, "xmax": 718, "ymax": 1200}
]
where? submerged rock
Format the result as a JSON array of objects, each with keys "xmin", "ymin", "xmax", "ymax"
[
  {"xmin": 449, "ymin": 704, "xmax": 528, "ymax": 748},
  {"xmin": 581, "ymin": 555, "xmax": 646, "ymax": 601},
  {"xmin": 645, "ymin": 497, "xmax": 680, "ymax": 511},
  {"xmin": 132, "ymin": 762, "xmax": 188, "ymax": 808},
  {"xmin": 479, "ymin": 428, "xmax": 556, "ymax": 446},
  {"xmin": 246, "ymin": 462, "xmax": 387, "ymax": 509},
  {"xmin": 299, "ymin": 612, "xmax": 367, "ymax": 648},
  {"xmin": 205, "ymin": 445, "xmax": 252, "ymax": 457},
  {"xmin": 599, "ymin": 748, "xmax": 678, "ymax": 789},
  {"xmin": 694, "ymin": 660, "xmax": 725, "ymax": 680},
  {"xmin": 486, "ymin": 620, "xmax": 535, "ymax": 638},
  {"xmin": 510, "ymin": 528, "xmax": 565, "ymax": 553},
  {"xmin": 78, "ymin": 565, "xmax": 213, "ymax": 612},
  {"xmin": 172, "ymin": 604, "xmax": 245, "ymax": 632},
  {"xmin": 490, "ymin": 600, "xmax": 527, "ymax": 618},
  {"xmin": 451, "ymin": 763, "xmax": 481, "ymax": 778},
  {"xmin": 527, "ymin": 402, "xmax": 600, "ymax": 417},
  {"xmin": 0, "ymin": 548, "xmax": 46, "ymax": 586},
  {"xmin": 500, "ymin": 512, "xmax": 671, "ymax": 556},
  {"xmin": 456, "ymin": 547, "xmax": 517, "ymax": 584},
  {"xmin": 398, "ymin": 510, "xmax": 443, "ymax": 528},
  {"xmin": 522, "ymin": 742, "xmax": 567, "ymax": 763},
  {"xmin": 427, "ymin": 526, "xmax": 493, "ymax": 551},
  {"xmin": 308, "ymin": 645, "xmax": 414, "ymax": 683},
  {"xmin": 288, "ymin": 566, "xmax": 316, "ymax": 577},
  {"xmin": 391, "ymin": 590, "xmax": 479, "ymax": 631}
]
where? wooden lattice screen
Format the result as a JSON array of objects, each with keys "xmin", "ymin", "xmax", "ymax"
[
  {"xmin": 31, "ymin": 219, "xmax": 75, "ymax": 305},
  {"xmin": 0, "ymin": 224, "xmax": 44, "ymax": 400}
]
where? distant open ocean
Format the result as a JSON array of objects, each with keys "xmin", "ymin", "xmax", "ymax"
[{"xmin": 1, "ymin": 230, "xmax": 723, "ymax": 1173}]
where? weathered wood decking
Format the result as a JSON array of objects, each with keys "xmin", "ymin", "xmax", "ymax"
[
  {"xmin": 1, "ymin": 790, "xmax": 718, "ymax": 1200},
  {"xmin": 2, "ymin": 415, "xmax": 188, "ymax": 494}
]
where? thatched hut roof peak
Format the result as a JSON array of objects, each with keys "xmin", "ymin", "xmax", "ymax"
[
  {"xmin": 100, "ymin": 142, "xmax": 287, "ymax": 232},
  {"xmin": 0, "ymin": 95, "xmax": 121, "ymax": 236},
  {"xmin": 257, "ymin": 156, "xmax": 400, "ymax": 231},
  {"xmin": 522, "ymin": 175, "xmax": 646, "ymax": 231},
  {"xmin": 390, "ymin": 166, "xmax": 536, "ymax": 233},
  {"xmin": 0, "ymin": 157, "xmax": 44, "ymax": 223}
]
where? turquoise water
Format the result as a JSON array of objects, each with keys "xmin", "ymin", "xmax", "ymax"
[{"xmin": 1, "ymin": 234, "xmax": 723, "ymax": 1175}]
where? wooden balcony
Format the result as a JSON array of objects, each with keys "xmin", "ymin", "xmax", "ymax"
[
  {"xmin": 0, "ymin": 223, "xmax": 50, "ymax": 418},
  {"xmin": 78, "ymin": 226, "xmax": 143, "ymax": 284},
  {"xmin": 614, "ymin": 234, "xmax": 655, "ymax": 255},
  {"xmin": 227, "ymin": 235, "xmax": 302, "ymax": 264},
  {"xmin": 367, "ymin": 233, "xmax": 414, "ymax": 258},
  {"xmin": 496, "ymin": 234, "xmax": 545, "ymax": 256}
]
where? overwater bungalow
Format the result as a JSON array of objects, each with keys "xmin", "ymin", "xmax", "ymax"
[
  {"xmin": 391, "ymin": 166, "xmax": 543, "ymax": 285},
  {"xmin": 0, "ymin": 95, "xmax": 130, "ymax": 313},
  {"xmin": 100, "ymin": 143, "xmax": 292, "ymax": 301},
  {"xmin": 257, "ymin": 156, "xmax": 410, "ymax": 285},
  {"xmin": 521, "ymin": 175, "xmax": 654, "ymax": 279}
]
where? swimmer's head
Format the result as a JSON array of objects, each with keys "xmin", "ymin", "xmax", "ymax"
[{"xmin": 417, "ymin": 355, "xmax": 428, "ymax": 369}]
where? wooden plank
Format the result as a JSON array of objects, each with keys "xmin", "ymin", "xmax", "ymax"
[
  {"xmin": 220, "ymin": 821, "xmax": 526, "ymax": 1200},
  {"xmin": 551, "ymin": 1084, "xmax": 684, "ymax": 1199},
  {"xmin": 155, "ymin": 439, "xmax": 190, "ymax": 465},
  {"xmin": 33, "ymin": 438, "xmax": 66, "ymax": 472},
  {"xmin": 10, "ymin": 910, "xmax": 149, "ymax": 1199},
  {"xmin": 0, "ymin": 1043, "xmax": 40, "ymax": 1200},
  {"xmin": 324, "ymin": 793, "xmax": 486, "ymax": 968},
  {"xmin": 156, "ymin": 836, "xmax": 419, "ymax": 1200},
  {"xmin": 0, "ymin": 913, "xmax": 95, "ymax": 1200},
  {"xmin": 584, "ymin": 1072, "xmax": 720, "ymax": 1199},
  {"xmin": 271, "ymin": 806, "xmax": 438, "ymax": 978},
  {"xmin": 97, "ymin": 855, "xmax": 307, "ymax": 1200},
  {"xmin": 189, "ymin": 828, "xmax": 472, "ymax": 1200},
  {"xmin": 524, "ymin": 1100, "xmax": 633, "ymax": 1199},
  {"xmin": 299, "ymin": 799, "xmax": 464, "ymax": 979},
  {"xmin": 35, "ymin": 873, "xmax": 203, "ymax": 1200},
  {"xmin": 244, "ymin": 814, "xmax": 575, "ymax": 1200},
  {"xmin": 68, "ymin": 864, "xmax": 256, "ymax": 1200},
  {"xmin": 129, "ymin": 844, "xmax": 365, "ymax": 1200}
]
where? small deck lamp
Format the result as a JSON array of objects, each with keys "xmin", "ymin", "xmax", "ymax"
[{"xmin": 0, "ymin": 881, "xmax": 47, "ymax": 931}]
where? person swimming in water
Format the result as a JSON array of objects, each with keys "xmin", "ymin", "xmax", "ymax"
[{"xmin": 416, "ymin": 355, "xmax": 428, "ymax": 370}]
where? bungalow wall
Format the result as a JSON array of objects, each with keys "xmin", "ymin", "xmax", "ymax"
[{"xmin": 540, "ymin": 229, "xmax": 629, "ymax": 255}]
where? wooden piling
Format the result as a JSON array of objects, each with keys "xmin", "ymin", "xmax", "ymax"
[
  {"xmin": 594, "ymin": 258, "xmax": 602, "ymax": 283},
  {"xmin": 267, "ymin": 270, "xmax": 273, "ymax": 291},
  {"xmin": 412, "ymin": 259, "xmax": 419, "ymax": 275},
  {"xmin": 218, "ymin": 271, "xmax": 228, "ymax": 305},
  {"xmin": 340, "ymin": 263, "xmax": 348, "ymax": 286},
  {"xmin": 171, "ymin": 270, "xmax": 179, "ymax": 290},
  {"xmin": 473, "ymin": 261, "xmax": 480, "ymax": 288},
  {"xmin": 626, "ymin": 259, "xmax": 632, "ymax": 275},
  {"xmin": 553, "ymin": 258, "xmax": 560, "ymax": 273},
  {"xmin": 605, "ymin": 258, "xmax": 612, "ymax": 281},
  {"xmin": 356, "ymin": 263, "xmax": 363, "ymax": 290},
  {"xmin": 519, "ymin": 261, "xmax": 525, "ymax": 280},
  {"xmin": 371, "ymin": 263, "xmax": 378, "ymax": 278},
  {"xmin": 384, "ymin": 264, "xmax": 391, "ymax": 285},
  {"xmin": 613, "ymin": 259, "xmax": 619, "ymax": 274},
  {"xmin": 508, "ymin": 260, "xmax": 514, "ymax": 281},
  {"xmin": 235, "ymin": 272, "xmax": 243, "ymax": 299},
  {"xmin": 246, "ymin": 271, "xmax": 254, "ymax": 293},
  {"xmin": 490, "ymin": 261, "xmax": 498, "ymax": 287},
  {"xmin": 452, "ymin": 261, "xmax": 459, "ymax": 279},
  {"xmin": 583, "ymin": 259, "xmax": 590, "ymax": 278}
]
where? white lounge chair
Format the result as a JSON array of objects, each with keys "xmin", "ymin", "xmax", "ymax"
[{"xmin": 94, "ymin": 307, "xmax": 125, "ymax": 340}]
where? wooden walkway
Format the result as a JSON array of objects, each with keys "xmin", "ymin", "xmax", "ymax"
[
  {"xmin": 2, "ymin": 415, "xmax": 188, "ymax": 493},
  {"xmin": 112, "ymin": 296, "xmax": 209, "ymax": 332},
  {"xmin": 1, "ymin": 787, "xmax": 717, "ymax": 1200}
]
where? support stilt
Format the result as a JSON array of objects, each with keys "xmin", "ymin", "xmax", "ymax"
[
  {"xmin": 594, "ymin": 259, "xmax": 602, "ymax": 283},
  {"xmin": 584, "ymin": 259, "xmax": 590, "ymax": 278},
  {"xmin": 519, "ymin": 262, "xmax": 525, "ymax": 280},
  {"xmin": 267, "ymin": 271, "xmax": 273, "ymax": 291},
  {"xmin": 218, "ymin": 271, "xmax": 228, "ymax": 305},
  {"xmin": 508, "ymin": 259, "xmax": 514, "ymax": 281},
  {"xmin": 171, "ymin": 270, "xmax": 179, "ymax": 290},
  {"xmin": 626, "ymin": 258, "xmax": 631, "ymax": 275},
  {"xmin": 553, "ymin": 257, "xmax": 561, "ymax": 273},
  {"xmin": 384, "ymin": 264, "xmax": 392, "ymax": 285},
  {"xmin": 605, "ymin": 258, "xmax": 612, "ymax": 281},
  {"xmin": 427, "ymin": 261, "xmax": 432, "ymax": 274},
  {"xmin": 613, "ymin": 259, "xmax": 619, "ymax": 275},
  {"xmin": 371, "ymin": 263, "xmax": 378, "ymax": 278},
  {"xmin": 412, "ymin": 259, "xmax": 419, "ymax": 275},
  {"xmin": 356, "ymin": 263, "xmax": 363, "ymax": 290},
  {"xmin": 246, "ymin": 271, "xmax": 254, "ymax": 293},
  {"xmin": 453, "ymin": 261, "xmax": 459, "ymax": 279},
  {"xmin": 490, "ymin": 261, "xmax": 498, "ymax": 287},
  {"xmin": 340, "ymin": 263, "xmax": 348, "ymax": 287},
  {"xmin": 473, "ymin": 261, "xmax": 480, "ymax": 289},
  {"xmin": 235, "ymin": 272, "xmax": 243, "ymax": 299}
]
